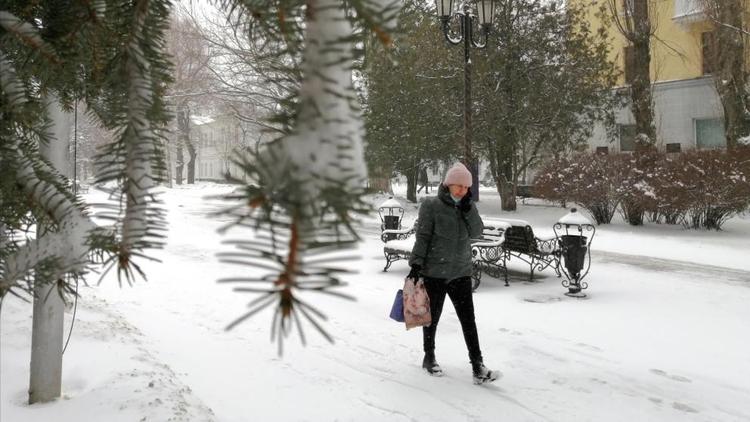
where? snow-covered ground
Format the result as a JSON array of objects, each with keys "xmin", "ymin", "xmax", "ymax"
[{"xmin": 2, "ymin": 183, "xmax": 750, "ymax": 421}]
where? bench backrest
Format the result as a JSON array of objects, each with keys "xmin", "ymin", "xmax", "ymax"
[
  {"xmin": 383, "ymin": 215, "xmax": 400, "ymax": 231},
  {"xmin": 478, "ymin": 226, "xmax": 504, "ymax": 241},
  {"xmin": 502, "ymin": 225, "xmax": 537, "ymax": 254}
]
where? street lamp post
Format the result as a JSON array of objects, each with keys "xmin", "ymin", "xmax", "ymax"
[{"xmin": 435, "ymin": 0, "xmax": 495, "ymax": 201}]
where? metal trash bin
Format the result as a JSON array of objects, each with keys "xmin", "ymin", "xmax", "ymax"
[
  {"xmin": 378, "ymin": 197, "xmax": 404, "ymax": 241},
  {"xmin": 553, "ymin": 208, "xmax": 596, "ymax": 297}
]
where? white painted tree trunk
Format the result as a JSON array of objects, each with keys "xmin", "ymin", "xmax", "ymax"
[
  {"xmin": 29, "ymin": 281, "xmax": 65, "ymax": 403},
  {"xmin": 28, "ymin": 95, "xmax": 71, "ymax": 404}
]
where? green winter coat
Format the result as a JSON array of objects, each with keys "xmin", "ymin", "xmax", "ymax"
[{"xmin": 409, "ymin": 184, "xmax": 484, "ymax": 281}]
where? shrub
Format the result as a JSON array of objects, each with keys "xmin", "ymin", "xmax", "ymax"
[
  {"xmin": 614, "ymin": 150, "xmax": 661, "ymax": 226},
  {"xmin": 535, "ymin": 148, "xmax": 750, "ymax": 230},
  {"xmin": 535, "ymin": 153, "xmax": 619, "ymax": 225},
  {"xmin": 650, "ymin": 154, "xmax": 688, "ymax": 225},
  {"xmin": 673, "ymin": 149, "xmax": 750, "ymax": 230}
]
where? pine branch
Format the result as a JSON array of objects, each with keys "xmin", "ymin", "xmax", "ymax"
[
  {"xmin": 0, "ymin": 52, "xmax": 116, "ymax": 298},
  {"xmin": 0, "ymin": 10, "xmax": 60, "ymax": 64},
  {"xmin": 92, "ymin": 0, "xmax": 172, "ymax": 284}
]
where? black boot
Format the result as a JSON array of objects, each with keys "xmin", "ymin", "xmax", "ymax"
[
  {"xmin": 422, "ymin": 353, "xmax": 444, "ymax": 376},
  {"xmin": 471, "ymin": 361, "xmax": 500, "ymax": 385}
]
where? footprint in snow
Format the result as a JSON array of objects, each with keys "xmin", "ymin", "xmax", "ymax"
[
  {"xmin": 576, "ymin": 342, "xmax": 603, "ymax": 352},
  {"xmin": 522, "ymin": 294, "xmax": 562, "ymax": 303},
  {"xmin": 672, "ymin": 402, "xmax": 699, "ymax": 413},
  {"xmin": 650, "ymin": 368, "xmax": 692, "ymax": 383}
]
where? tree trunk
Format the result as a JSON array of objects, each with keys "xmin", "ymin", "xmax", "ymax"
[
  {"xmin": 406, "ymin": 166, "xmax": 418, "ymax": 203},
  {"xmin": 499, "ymin": 178, "xmax": 516, "ymax": 211},
  {"xmin": 712, "ymin": 0, "xmax": 750, "ymax": 149},
  {"xmin": 175, "ymin": 142, "xmax": 184, "ymax": 185},
  {"xmin": 186, "ymin": 140, "xmax": 196, "ymax": 184},
  {"xmin": 630, "ymin": 0, "xmax": 657, "ymax": 150},
  {"xmin": 499, "ymin": 153, "xmax": 517, "ymax": 211},
  {"xmin": 29, "ymin": 96, "xmax": 68, "ymax": 404},
  {"xmin": 177, "ymin": 102, "xmax": 193, "ymax": 183},
  {"xmin": 164, "ymin": 136, "xmax": 173, "ymax": 188}
]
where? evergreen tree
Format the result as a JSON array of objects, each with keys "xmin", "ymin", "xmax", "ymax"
[
  {"xmin": 1, "ymin": 0, "xmax": 172, "ymax": 303},
  {"xmin": 2, "ymin": 0, "xmax": 401, "ymax": 400},
  {"xmin": 474, "ymin": 0, "xmax": 620, "ymax": 210},
  {"xmin": 363, "ymin": 0, "xmax": 460, "ymax": 202},
  {"xmin": 1, "ymin": 0, "xmax": 172, "ymax": 403}
]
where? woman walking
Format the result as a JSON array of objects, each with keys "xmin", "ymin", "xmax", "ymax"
[{"xmin": 408, "ymin": 163, "xmax": 499, "ymax": 384}]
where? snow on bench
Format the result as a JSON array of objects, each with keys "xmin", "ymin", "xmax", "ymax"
[{"xmin": 486, "ymin": 217, "xmax": 561, "ymax": 283}]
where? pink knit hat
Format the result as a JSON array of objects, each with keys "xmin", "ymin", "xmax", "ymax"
[{"xmin": 443, "ymin": 163, "xmax": 472, "ymax": 187}]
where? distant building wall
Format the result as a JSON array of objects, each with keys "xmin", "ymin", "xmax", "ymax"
[{"xmin": 591, "ymin": 77, "xmax": 724, "ymax": 153}]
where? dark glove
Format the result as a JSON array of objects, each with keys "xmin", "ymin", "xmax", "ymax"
[
  {"xmin": 459, "ymin": 191, "xmax": 472, "ymax": 213},
  {"xmin": 407, "ymin": 265, "xmax": 422, "ymax": 281}
]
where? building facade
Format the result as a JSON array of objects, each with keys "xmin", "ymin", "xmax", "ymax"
[
  {"xmin": 573, "ymin": 0, "xmax": 743, "ymax": 153},
  {"xmin": 191, "ymin": 114, "xmax": 258, "ymax": 182}
]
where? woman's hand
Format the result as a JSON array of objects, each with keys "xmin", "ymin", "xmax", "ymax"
[
  {"xmin": 408, "ymin": 265, "xmax": 422, "ymax": 281},
  {"xmin": 459, "ymin": 192, "xmax": 472, "ymax": 212}
]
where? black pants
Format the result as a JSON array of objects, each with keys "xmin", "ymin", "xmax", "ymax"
[{"xmin": 422, "ymin": 276, "xmax": 483, "ymax": 364}]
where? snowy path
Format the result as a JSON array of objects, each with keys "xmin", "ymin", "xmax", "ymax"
[
  {"xmin": 3, "ymin": 185, "xmax": 750, "ymax": 422},
  {"xmin": 594, "ymin": 250, "xmax": 750, "ymax": 285}
]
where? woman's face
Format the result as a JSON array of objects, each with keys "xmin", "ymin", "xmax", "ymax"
[{"xmin": 448, "ymin": 184, "xmax": 469, "ymax": 198}]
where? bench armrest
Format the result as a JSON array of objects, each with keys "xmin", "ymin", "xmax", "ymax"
[
  {"xmin": 381, "ymin": 226, "xmax": 416, "ymax": 243},
  {"xmin": 535, "ymin": 233, "xmax": 557, "ymax": 242},
  {"xmin": 382, "ymin": 227, "xmax": 413, "ymax": 235},
  {"xmin": 471, "ymin": 237, "xmax": 504, "ymax": 248},
  {"xmin": 535, "ymin": 236, "xmax": 560, "ymax": 254}
]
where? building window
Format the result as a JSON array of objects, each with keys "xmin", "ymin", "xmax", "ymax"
[
  {"xmin": 665, "ymin": 143, "xmax": 682, "ymax": 153},
  {"xmin": 618, "ymin": 124, "xmax": 637, "ymax": 152},
  {"xmin": 624, "ymin": 45, "xmax": 635, "ymax": 85},
  {"xmin": 701, "ymin": 31, "xmax": 716, "ymax": 75},
  {"xmin": 695, "ymin": 118, "xmax": 725, "ymax": 149}
]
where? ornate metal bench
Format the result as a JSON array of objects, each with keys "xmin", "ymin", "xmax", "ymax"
[
  {"xmin": 381, "ymin": 219, "xmax": 418, "ymax": 272},
  {"xmin": 470, "ymin": 223, "xmax": 507, "ymax": 290},
  {"xmin": 381, "ymin": 219, "xmax": 505, "ymax": 291},
  {"xmin": 491, "ymin": 218, "xmax": 561, "ymax": 283}
]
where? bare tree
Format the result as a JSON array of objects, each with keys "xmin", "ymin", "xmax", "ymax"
[
  {"xmin": 180, "ymin": 4, "xmax": 301, "ymax": 139},
  {"xmin": 165, "ymin": 12, "xmax": 215, "ymax": 184},
  {"xmin": 700, "ymin": 0, "xmax": 750, "ymax": 148},
  {"xmin": 607, "ymin": 0, "xmax": 658, "ymax": 149}
]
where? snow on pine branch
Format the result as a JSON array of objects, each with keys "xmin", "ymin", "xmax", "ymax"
[
  {"xmin": 0, "ymin": 55, "xmax": 107, "ymax": 294},
  {"xmin": 262, "ymin": 0, "xmax": 367, "ymax": 205},
  {"xmin": 0, "ymin": 11, "xmax": 59, "ymax": 64},
  {"xmin": 218, "ymin": 0, "xmax": 399, "ymax": 350},
  {"xmin": 94, "ymin": 0, "xmax": 170, "ymax": 282},
  {"xmin": 256, "ymin": 0, "xmax": 400, "ymax": 223}
]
